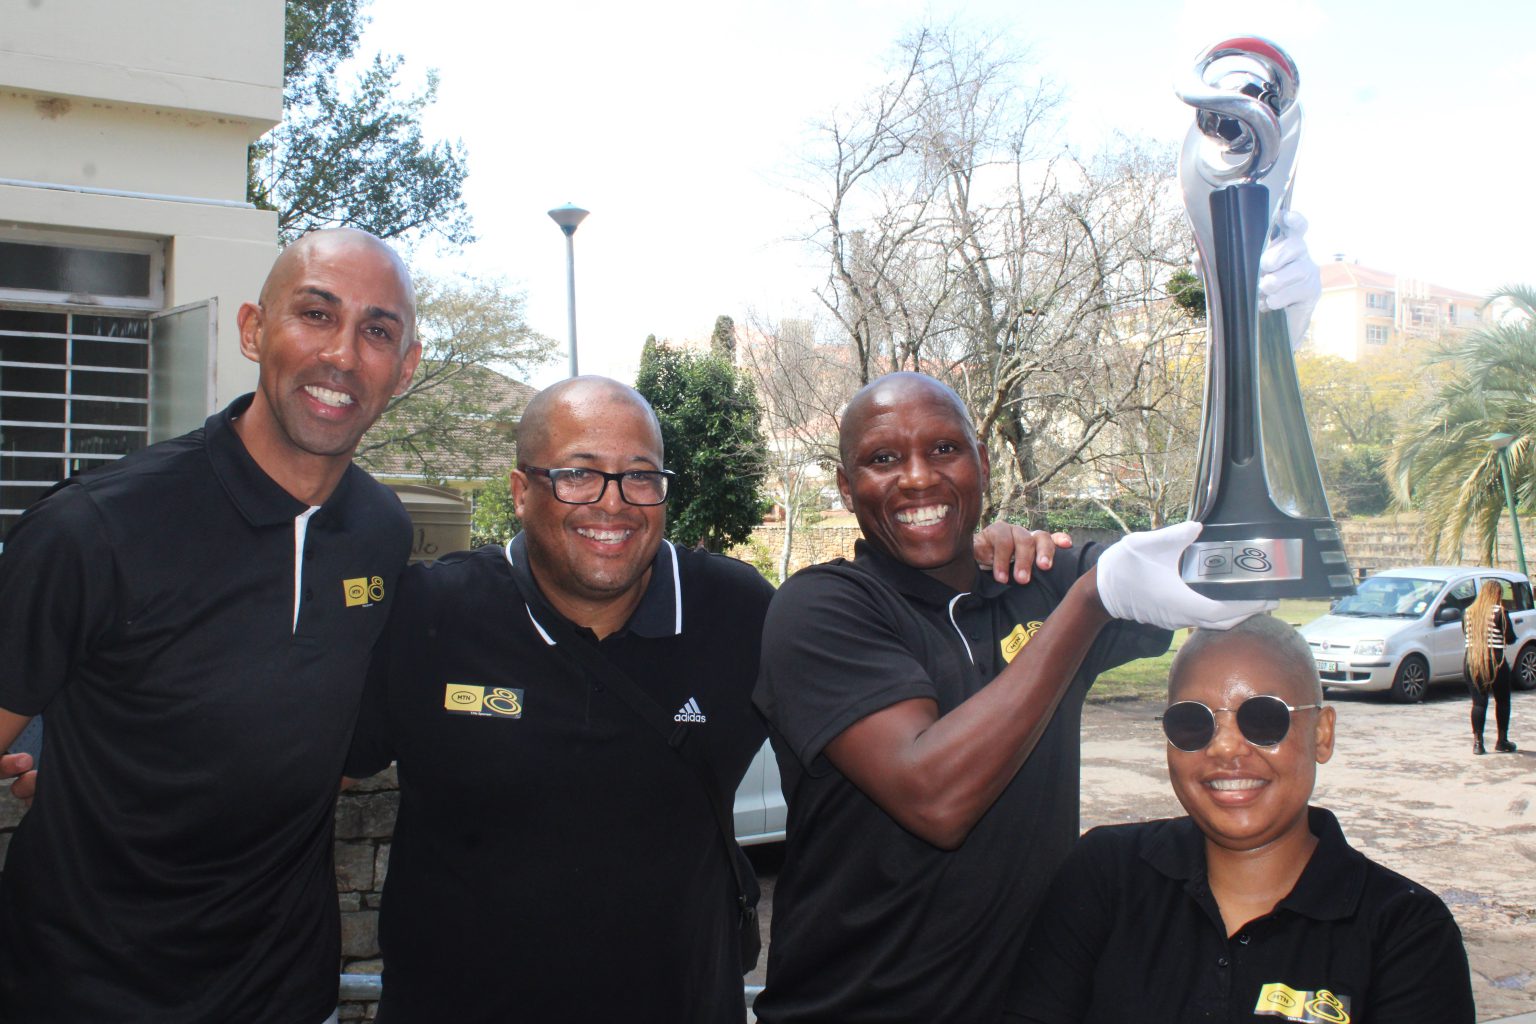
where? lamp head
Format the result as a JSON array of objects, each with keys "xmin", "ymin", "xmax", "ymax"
[{"xmin": 548, "ymin": 204, "xmax": 590, "ymax": 236}]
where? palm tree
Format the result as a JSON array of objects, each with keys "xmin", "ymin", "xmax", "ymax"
[{"xmin": 1387, "ymin": 285, "xmax": 1536, "ymax": 563}]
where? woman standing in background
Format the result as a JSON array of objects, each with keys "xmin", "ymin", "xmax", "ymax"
[{"xmin": 1465, "ymin": 580, "xmax": 1517, "ymax": 755}]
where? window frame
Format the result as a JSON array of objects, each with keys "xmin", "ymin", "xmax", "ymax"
[{"xmin": 0, "ymin": 227, "xmax": 165, "ymax": 311}]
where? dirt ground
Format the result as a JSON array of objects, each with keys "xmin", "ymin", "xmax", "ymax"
[{"xmin": 749, "ymin": 685, "xmax": 1536, "ymax": 1022}]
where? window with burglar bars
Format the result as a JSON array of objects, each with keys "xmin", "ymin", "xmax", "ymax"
[{"xmin": 0, "ymin": 307, "xmax": 150, "ymax": 543}]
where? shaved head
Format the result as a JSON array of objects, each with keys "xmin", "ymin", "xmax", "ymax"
[
  {"xmin": 261, "ymin": 228, "xmax": 417, "ymax": 348},
  {"xmin": 1170, "ymin": 614, "xmax": 1323, "ymax": 704},
  {"xmin": 839, "ymin": 372, "xmax": 975, "ymax": 468},
  {"xmin": 516, "ymin": 376, "xmax": 664, "ymax": 467}
]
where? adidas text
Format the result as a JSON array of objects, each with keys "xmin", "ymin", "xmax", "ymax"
[{"xmin": 674, "ymin": 697, "xmax": 707, "ymax": 723}]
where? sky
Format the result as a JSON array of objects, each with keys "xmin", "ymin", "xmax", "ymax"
[{"xmin": 355, "ymin": 0, "xmax": 1536, "ymax": 387}]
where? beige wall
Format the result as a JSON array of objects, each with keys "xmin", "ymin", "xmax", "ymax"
[
  {"xmin": 0, "ymin": 0, "xmax": 282, "ymax": 123},
  {"xmin": 0, "ymin": 0, "xmax": 284, "ymax": 407},
  {"xmin": 0, "ymin": 90, "xmax": 264, "ymax": 200}
]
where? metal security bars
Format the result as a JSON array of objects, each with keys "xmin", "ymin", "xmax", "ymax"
[{"xmin": 0, "ymin": 307, "xmax": 150, "ymax": 542}]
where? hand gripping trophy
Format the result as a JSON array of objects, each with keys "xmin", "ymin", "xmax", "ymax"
[{"xmin": 1176, "ymin": 37, "xmax": 1355, "ymax": 600}]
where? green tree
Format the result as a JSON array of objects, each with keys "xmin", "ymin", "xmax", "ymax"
[
  {"xmin": 1387, "ymin": 286, "xmax": 1536, "ymax": 561},
  {"xmin": 1295, "ymin": 351, "xmax": 1425, "ymax": 517},
  {"xmin": 249, "ymin": 0, "xmax": 473, "ymax": 246},
  {"xmin": 635, "ymin": 339, "xmax": 771, "ymax": 552},
  {"xmin": 710, "ymin": 315, "xmax": 737, "ymax": 358},
  {"xmin": 357, "ymin": 275, "xmax": 556, "ymax": 479},
  {"xmin": 470, "ymin": 474, "xmax": 522, "ymax": 548},
  {"xmin": 1168, "ymin": 267, "xmax": 1206, "ymax": 320}
]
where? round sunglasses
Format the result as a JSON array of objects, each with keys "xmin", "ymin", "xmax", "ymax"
[{"xmin": 1159, "ymin": 695, "xmax": 1322, "ymax": 752}]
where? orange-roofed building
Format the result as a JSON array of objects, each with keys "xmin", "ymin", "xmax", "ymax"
[{"xmin": 1305, "ymin": 260, "xmax": 1484, "ymax": 362}]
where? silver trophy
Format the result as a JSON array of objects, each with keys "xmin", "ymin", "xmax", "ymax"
[{"xmin": 1176, "ymin": 37, "xmax": 1354, "ymax": 599}]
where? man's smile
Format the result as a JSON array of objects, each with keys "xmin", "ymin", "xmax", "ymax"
[{"xmin": 894, "ymin": 504, "xmax": 951, "ymax": 527}]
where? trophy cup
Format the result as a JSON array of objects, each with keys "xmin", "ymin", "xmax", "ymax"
[{"xmin": 1176, "ymin": 37, "xmax": 1355, "ymax": 599}]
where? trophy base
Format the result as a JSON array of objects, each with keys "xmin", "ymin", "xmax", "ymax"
[{"xmin": 1180, "ymin": 518, "xmax": 1357, "ymax": 600}]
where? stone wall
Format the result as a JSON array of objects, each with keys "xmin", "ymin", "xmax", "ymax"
[
  {"xmin": 335, "ymin": 766, "xmax": 399, "ymax": 1020},
  {"xmin": 1338, "ymin": 511, "xmax": 1534, "ymax": 576}
]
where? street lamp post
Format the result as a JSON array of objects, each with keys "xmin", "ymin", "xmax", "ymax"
[
  {"xmin": 547, "ymin": 203, "xmax": 589, "ymax": 379},
  {"xmin": 1488, "ymin": 432, "xmax": 1528, "ymax": 577}
]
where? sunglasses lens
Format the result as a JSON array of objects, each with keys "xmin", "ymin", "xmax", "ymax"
[
  {"xmin": 1162, "ymin": 701, "xmax": 1215, "ymax": 751},
  {"xmin": 1236, "ymin": 695, "xmax": 1292, "ymax": 747}
]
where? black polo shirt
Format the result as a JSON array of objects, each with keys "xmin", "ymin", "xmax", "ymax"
[
  {"xmin": 752, "ymin": 539, "xmax": 1171, "ymax": 1024},
  {"xmin": 1004, "ymin": 808, "xmax": 1475, "ymax": 1023},
  {"xmin": 345, "ymin": 531, "xmax": 774, "ymax": 1024},
  {"xmin": 0, "ymin": 394, "xmax": 410, "ymax": 1023}
]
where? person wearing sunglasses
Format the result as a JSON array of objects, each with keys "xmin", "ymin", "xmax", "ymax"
[{"xmin": 1004, "ymin": 614, "xmax": 1474, "ymax": 1024}]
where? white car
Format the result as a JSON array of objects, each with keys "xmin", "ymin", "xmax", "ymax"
[
  {"xmin": 1300, "ymin": 566, "xmax": 1536, "ymax": 702},
  {"xmin": 733, "ymin": 740, "xmax": 787, "ymax": 846}
]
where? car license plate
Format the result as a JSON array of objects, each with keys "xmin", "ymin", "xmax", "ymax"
[{"xmin": 1317, "ymin": 660, "xmax": 1339, "ymax": 673}]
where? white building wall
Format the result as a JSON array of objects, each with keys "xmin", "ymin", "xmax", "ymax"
[{"xmin": 0, "ymin": 0, "xmax": 284, "ymax": 406}]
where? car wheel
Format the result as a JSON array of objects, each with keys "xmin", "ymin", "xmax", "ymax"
[
  {"xmin": 1515, "ymin": 644, "xmax": 1536, "ymax": 692},
  {"xmin": 1390, "ymin": 654, "xmax": 1429, "ymax": 703}
]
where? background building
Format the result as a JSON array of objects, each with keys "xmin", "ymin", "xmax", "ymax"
[
  {"xmin": 0, "ymin": 0, "xmax": 283, "ymax": 543},
  {"xmin": 1306, "ymin": 259, "xmax": 1484, "ymax": 362}
]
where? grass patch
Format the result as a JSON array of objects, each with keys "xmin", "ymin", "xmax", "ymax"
[{"xmin": 1089, "ymin": 599, "xmax": 1333, "ymax": 702}]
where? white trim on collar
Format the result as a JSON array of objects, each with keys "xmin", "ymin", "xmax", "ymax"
[
  {"xmin": 665, "ymin": 540, "xmax": 683, "ymax": 635},
  {"xmin": 526, "ymin": 604, "xmax": 557, "ymax": 646},
  {"xmin": 503, "ymin": 536, "xmax": 683, "ymax": 640},
  {"xmin": 504, "ymin": 539, "xmax": 558, "ymax": 646}
]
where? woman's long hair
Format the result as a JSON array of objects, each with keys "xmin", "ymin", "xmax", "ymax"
[{"xmin": 1466, "ymin": 580, "xmax": 1506, "ymax": 690}]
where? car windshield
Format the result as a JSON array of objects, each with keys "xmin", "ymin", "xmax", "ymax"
[{"xmin": 1331, "ymin": 577, "xmax": 1444, "ymax": 618}]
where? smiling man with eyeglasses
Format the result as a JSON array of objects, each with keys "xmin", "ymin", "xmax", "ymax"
[
  {"xmin": 342, "ymin": 376, "xmax": 780, "ymax": 1022},
  {"xmin": 1005, "ymin": 614, "xmax": 1474, "ymax": 1024}
]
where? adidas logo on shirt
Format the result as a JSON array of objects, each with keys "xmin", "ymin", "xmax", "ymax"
[{"xmin": 674, "ymin": 697, "xmax": 707, "ymax": 723}]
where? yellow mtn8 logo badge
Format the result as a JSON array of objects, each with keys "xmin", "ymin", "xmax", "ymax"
[
  {"xmin": 443, "ymin": 684, "xmax": 525, "ymax": 719},
  {"xmin": 1255, "ymin": 983, "xmax": 1350, "ymax": 1023},
  {"xmin": 1000, "ymin": 621, "xmax": 1043, "ymax": 663},
  {"xmin": 343, "ymin": 576, "xmax": 386, "ymax": 608}
]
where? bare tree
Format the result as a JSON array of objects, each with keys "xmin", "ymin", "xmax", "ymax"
[
  {"xmin": 800, "ymin": 26, "xmax": 1201, "ymax": 525},
  {"xmin": 739, "ymin": 315, "xmax": 857, "ymax": 581},
  {"xmin": 357, "ymin": 274, "xmax": 557, "ymax": 480}
]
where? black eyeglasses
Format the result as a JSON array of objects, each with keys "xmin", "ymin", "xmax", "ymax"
[
  {"xmin": 1159, "ymin": 695, "xmax": 1322, "ymax": 752},
  {"xmin": 519, "ymin": 465, "xmax": 675, "ymax": 506}
]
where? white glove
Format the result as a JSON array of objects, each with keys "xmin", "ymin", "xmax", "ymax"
[
  {"xmin": 1258, "ymin": 210, "xmax": 1321, "ymax": 351},
  {"xmin": 1096, "ymin": 521, "xmax": 1277, "ymax": 631}
]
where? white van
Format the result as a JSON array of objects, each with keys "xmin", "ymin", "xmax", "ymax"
[{"xmin": 1299, "ymin": 566, "xmax": 1536, "ymax": 702}]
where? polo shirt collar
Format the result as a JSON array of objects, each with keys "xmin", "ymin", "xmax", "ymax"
[
  {"xmin": 851, "ymin": 538, "xmax": 990, "ymax": 607},
  {"xmin": 1142, "ymin": 806, "xmax": 1367, "ymax": 923},
  {"xmin": 206, "ymin": 394, "xmax": 312, "ymax": 528},
  {"xmin": 1277, "ymin": 807, "xmax": 1369, "ymax": 922},
  {"xmin": 503, "ymin": 532, "xmax": 683, "ymax": 645}
]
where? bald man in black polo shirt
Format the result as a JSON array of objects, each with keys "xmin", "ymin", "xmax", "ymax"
[
  {"xmin": 0, "ymin": 229, "xmax": 421, "ymax": 1024},
  {"xmin": 753, "ymin": 372, "xmax": 1276, "ymax": 1024}
]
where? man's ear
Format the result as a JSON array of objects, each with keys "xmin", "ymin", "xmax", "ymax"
[
  {"xmin": 393, "ymin": 341, "xmax": 423, "ymax": 397},
  {"xmin": 977, "ymin": 439, "xmax": 990, "ymax": 494},
  {"xmin": 236, "ymin": 302, "xmax": 264, "ymax": 365},
  {"xmin": 1313, "ymin": 704, "xmax": 1336, "ymax": 765},
  {"xmin": 836, "ymin": 465, "xmax": 853, "ymax": 511},
  {"xmin": 510, "ymin": 468, "xmax": 530, "ymax": 519}
]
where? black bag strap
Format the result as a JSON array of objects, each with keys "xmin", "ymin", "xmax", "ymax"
[{"xmin": 508, "ymin": 575, "xmax": 755, "ymax": 915}]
